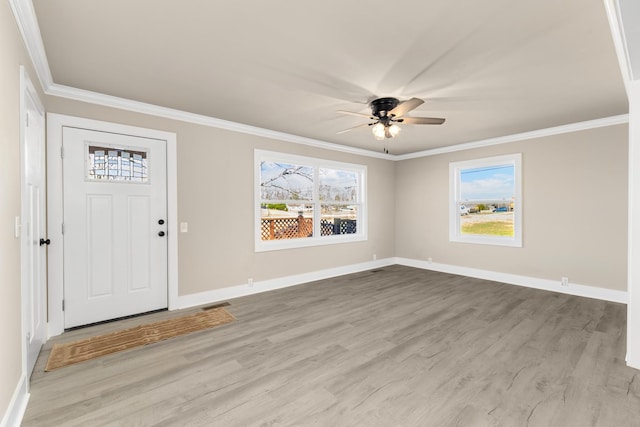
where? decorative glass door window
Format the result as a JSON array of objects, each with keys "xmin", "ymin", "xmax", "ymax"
[{"xmin": 87, "ymin": 145, "xmax": 148, "ymax": 182}]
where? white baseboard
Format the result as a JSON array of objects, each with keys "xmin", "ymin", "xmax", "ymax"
[
  {"xmin": 175, "ymin": 256, "xmax": 627, "ymax": 310},
  {"xmin": 394, "ymin": 257, "xmax": 628, "ymax": 304},
  {"xmin": 175, "ymin": 258, "xmax": 395, "ymax": 310},
  {"xmin": 0, "ymin": 375, "xmax": 29, "ymax": 427},
  {"xmin": 627, "ymin": 354, "xmax": 640, "ymax": 370}
]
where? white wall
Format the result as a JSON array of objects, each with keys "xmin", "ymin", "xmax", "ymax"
[{"xmin": 627, "ymin": 81, "xmax": 640, "ymax": 368}]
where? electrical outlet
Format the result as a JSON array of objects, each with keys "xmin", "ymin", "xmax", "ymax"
[
  {"xmin": 373, "ymin": 254, "xmax": 377, "ymax": 260},
  {"xmin": 561, "ymin": 277, "xmax": 569, "ymax": 287},
  {"xmin": 427, "ymin": 257, "xmax": 433, "ymax": 264},
  {"xmin": 248, "ymin": 278, "xmax": 254, "ymax": 288}
]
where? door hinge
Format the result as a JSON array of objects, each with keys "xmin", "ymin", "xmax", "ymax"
[
  {"xmin": 60, "ymin": 146, "xmax": 64, "ymax": 158},
  {"xmin": 26, "ymin": 112, "xmax": 29, "ymax": 127},
  {"xmin": 62, "ymin": 299, "xmax": 65, "ymax": 311}
]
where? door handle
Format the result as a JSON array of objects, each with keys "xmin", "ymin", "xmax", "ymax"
[
  {"xmin": 158, "ymin": 231, "xmax": 165, "ymax": 237},
  {"xmin": 39, "ymin": 238, "xmax": 51, "ymax": 246}
]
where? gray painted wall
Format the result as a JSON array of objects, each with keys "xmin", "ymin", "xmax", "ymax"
[
  {"xmin": 46, "ymin": 96, "xmax": 397, "ymax": 296},
  {"xmin": 396, "ymin": 124, "xmax": 629, "ymax": 291}
]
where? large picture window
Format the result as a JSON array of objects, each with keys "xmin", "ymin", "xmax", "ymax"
[
  {"xmin": 255, "ymin": 150, "xmax": 366, "ymax": 251},
  {"xmin": 449, "ymin": 153, "xmax": 522, "ymax": 247}
]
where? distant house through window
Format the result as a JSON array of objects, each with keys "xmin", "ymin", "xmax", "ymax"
[
  {"xmin": 255, "ymin": 150, "xmax": 367, "ymax": 251},
  {"xmin": 449, "ymin": 153, "xmax": 522, "ymax": 247}
]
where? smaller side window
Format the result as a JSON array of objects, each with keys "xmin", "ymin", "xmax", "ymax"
[{"xmin": 449, "ymin": 153, "xmax": 522, "ymax": 247}]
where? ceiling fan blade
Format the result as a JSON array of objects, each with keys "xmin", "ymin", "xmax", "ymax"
[
  {"xmin": 389, "ymin": 97, "xmax": 424, "ymax": 117},
  {"xmin": 336, "ymin": 110, "xmax": 374, "ymax": 119},
  {"xmin": 400, "ymin": 117, "xmax": 446, "ymax": 125},
  {"xmin": 336, "ymin": 122, "xmax": 372, "ymax": 134}
]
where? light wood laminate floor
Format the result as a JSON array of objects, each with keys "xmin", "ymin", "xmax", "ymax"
[{"xmin": 23, "ymin": 266, "xmax": 640, "ymax": 426}]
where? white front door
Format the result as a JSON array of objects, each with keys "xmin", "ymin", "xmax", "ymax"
[
  {"xmin": 21, "ymin": 69, "xmax": 46, "ymax": 376},
  {"xmin": 62, "ymin": 127, "xmax": 168, "ymax": 328}
]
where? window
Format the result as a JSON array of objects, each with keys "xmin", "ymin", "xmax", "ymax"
[
  {"xmin": 87, "ymin": 144, "xmax": 148, "ymax": 182},
  {"xmin": 449, "ymin": 153, "xmax": 522, "ymax": 247},
  {"xmin": 256, "ymin": 150, "xmax": 366, "ymax": 251}
]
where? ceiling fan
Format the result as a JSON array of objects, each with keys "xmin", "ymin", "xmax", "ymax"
[{"xmin": 337, "ymin": 97, "xmax": 445, "ymax": 145}]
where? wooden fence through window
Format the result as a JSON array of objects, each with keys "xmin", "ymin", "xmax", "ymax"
[{"xmin": 261, "ymin": 216, "xmax": 356, "ymax": 240}]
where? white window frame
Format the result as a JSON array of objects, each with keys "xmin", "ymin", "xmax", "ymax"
[
  {"xmin": 255, "ymin": 150, "xmax": 367, "ymax": 252},
  {"xmin": 449, "ymin": 153, "xmax": 522, "ymax": 247}
]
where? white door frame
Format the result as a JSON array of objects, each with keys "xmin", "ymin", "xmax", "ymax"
[
  {"xmin": 20, "ymin": 66, "xmax": 45, "ymax": 385},
  {"xmin": 46, "ymin": 113, "xmax": 179, "ymax": 337}
]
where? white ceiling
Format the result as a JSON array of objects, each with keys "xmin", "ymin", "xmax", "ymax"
[{"xmin": 32, "ymin": 0, "xmax": 628, "ymax": 155}]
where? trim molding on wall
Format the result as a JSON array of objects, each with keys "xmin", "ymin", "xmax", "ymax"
[
  {"xmin": 8, "ymin": 0, "xmax": 631, "ymax": 163},
  {"xmin": 394, "ymin": 114, "xmax": 630, "ymax": 160},
  {"xmin": 176, "ymin": 258, "xmax": 395, "ymax": 310},
  {"xmin": 7, "ymin": 0, "xmax": 52, "ymax": 91},
  {"xmin": 175, "ymin": 257, "xmax": 627, "ymax": 311},
  {"xmin": 49, "ymin": 80, "xmax": 630, "ymax": 161},
  {"xmin": 44, "ymin": 84, "xmax": 630, "ymax": 161},
  {"xmin": 0, "ymin": 374, "xmax": 28, "ymax": 427},
  {"xmin": 395, "ymin": 257, "xmax": 628, "ymax": 304},
  {"xmin": 603, "ymin": 0, "xmax": 632, "ymax": 91},
  {"xmin": 47, "ymin": 84, "xmax": 392, "ymax": 160}
]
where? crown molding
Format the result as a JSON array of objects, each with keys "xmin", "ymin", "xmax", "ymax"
[
  {"xmin": 9, "ymin": 0, "xmax": 631, "ymax": 163},
  {"xmin": 8, "ymin": 0, "xmax": 53, "ymax": 91},
  {"xmin": 394, "ymin": 114, "xmax": 630, "ymax": 160},
  {"xmin": 47, "ymin": 81, "xmax": 632, "ymax": 162},
  {"xmin": 603, "ymin": 0, "xmax": 633, "ymax": 87},
  {"xmin": 9, "ymin": 0, "xmax": 392, "ymax": 160},
  {"xmin": 46, "ymin": 83, "xmax": 393, "ymax": 160}
]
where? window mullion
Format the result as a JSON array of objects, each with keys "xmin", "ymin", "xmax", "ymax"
[{"xmin": 313, "ymin": 165, "xmax": 320, "ymax": 238}]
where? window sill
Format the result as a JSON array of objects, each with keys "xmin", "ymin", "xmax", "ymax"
[
  {"xmin": 449, "ymin": 234, "xmax": 522, "ymax": 248},
  {"xmin": 255, "ymin": 233, "xmax": 367, "ymax": 252}
]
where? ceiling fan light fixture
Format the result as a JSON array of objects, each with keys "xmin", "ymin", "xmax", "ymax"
[
  {"xmin": 336, "ymin": 97, "xmax": 444, "ymax": 148},
  {"xmin": 372, "ymin": 122, "xmax": 386, "ymax": 140}
]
